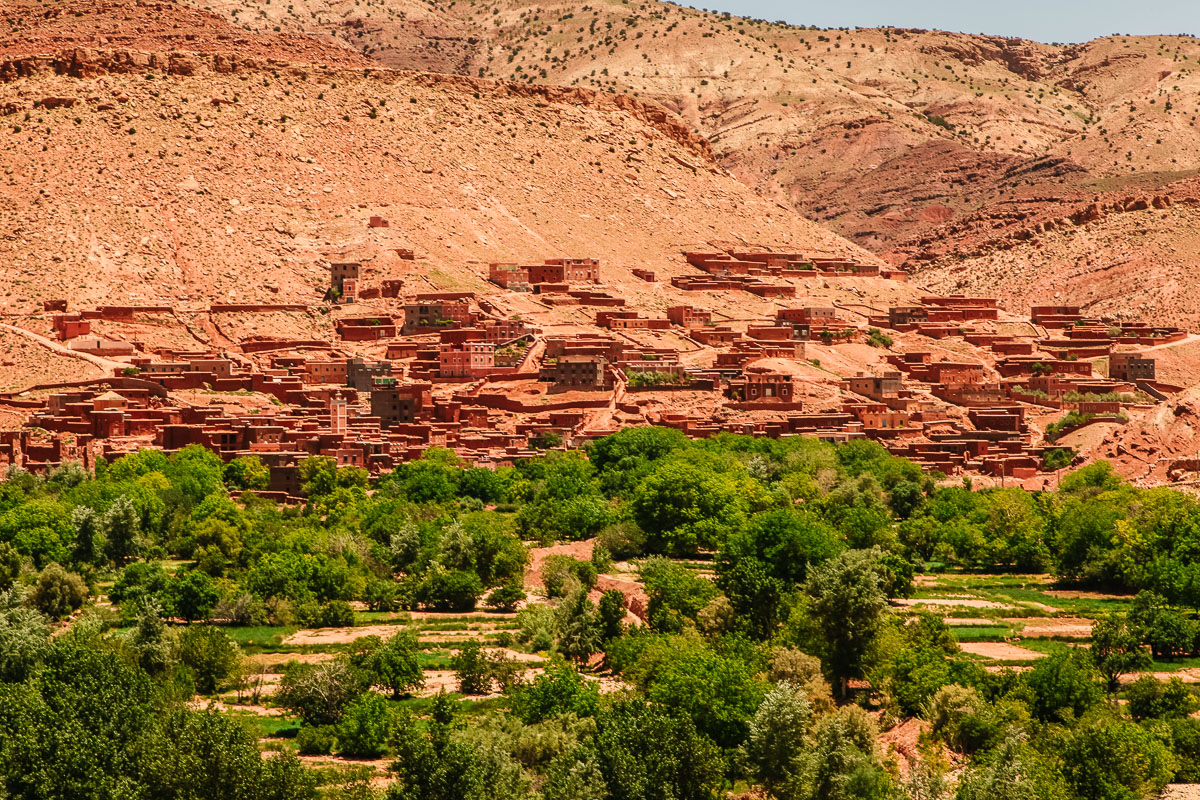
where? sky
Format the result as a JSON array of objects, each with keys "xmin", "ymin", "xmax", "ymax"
[{"xmin": 687, "ymin": 0, "xmax": 1200, "ymax": 44}]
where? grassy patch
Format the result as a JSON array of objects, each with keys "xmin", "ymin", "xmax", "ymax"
[
  {"xmin": 222, "ymin": 625, "xmax": 297, "ymax": 649},
  {"xmin": 949, "ymin": 625, "xmax": 1014, "ymax": 642}
]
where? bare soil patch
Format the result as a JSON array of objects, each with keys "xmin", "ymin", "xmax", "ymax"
[
  {"xmin": 959, "ymin": 642, "xmax": 1045, "ymax": 661},
  {"xmin": 1005, "ymin": 616, "xmax": 1093, "ymax": 638},
  {"xmin": 1162, "ymin": 786, "xmax": 1200, "ymax": 800}
]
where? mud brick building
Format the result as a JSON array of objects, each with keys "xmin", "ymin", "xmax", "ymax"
[
  {"xmin": 596, "ymin": 311, "xmax": 670, "ymax": 330},
  {"xmin": 347, "ymin": 358, "xmax": 393, "ymax": 391},
  {"xmin": 51, "ymin": 313, "xmax": 90, "ymax": 340},
  {"xmin": 402, "ymin": 300, "xmax": 473, "ymax": 334},
  {"xmin": 1109, "ymin": 352, "xmax": 1156, "ymax": 382},
  {"xmin": 370, "ymin": 383, "xmax": 432, "ymax": 428},
  {"xmin": 887, "ymin": 306, "xmax": 930, "ymax": 328},
  {"xmin": 996, "ymin": 357, "xmax": 1093, "ymax": 378},
  {"xmin": 922, "ymin": 362, "xmax": 989, "ymax": 386},
  {"xmin": 667, "ymin": 305, "xmax": 712, "ymax": 328},
  {"xmin": 921, "ymin": 296, "xmax": 1000, "ymax": 320},
  {"xmin": 329, "ymin": 262, "xmax": 360, "ymax": 295},
  {"xmin": 778, "ymin": 307, "xmax": 838, "ymax": 325},
  {"xmin": 69, "ymin": 338, "xmax": 135, "ymax": 356},
  {"xmin": 336, "ymin": 316, "xmax": 397, "ymax": 341},
  {"xmin": 303, "ymin": 360, "xmax": 347, "ymax": 385},
  {"xmin": 489, "ymin": 263, "xmax": 531, "ymax": 291},
  {"xmin": 550, "ymin": 355, "xmax": 609, "ymax": 388},
  {"xmin": 439, "ymin": 342, "xmax": 495, "ymax": 378},
  {"xmin": 844, "ymin": 401, "xmax": 911, "ymax": 431},
  {"xmin": 478, "ymin": 319, "xmax": 533, "ymax": 343},
  {"xmin": 725, "ymin": 372, "xmax": 795, "ymax": 403},
  {"xmin": 847, "ymin": 371, "xmax": 904, "ymax": 401},
  {"xmin": 690, "ymin": 327, "xmax": 738, "ymax": 346},
  {"xmin": 535, "ymin": 258, "xmax": 600, "ymax": 283},
  {"xmin": 1031, "ymin": 305, "xmax": 1084, "ymax": 327}
]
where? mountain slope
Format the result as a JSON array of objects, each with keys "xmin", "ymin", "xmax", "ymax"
[
  {"xmin": 0, "ymin": 0, "xmax": 871, "ymax": 313},
  {"xmin": 190, "ymin": 0, "xmax": 1200, "ymax": 259},
  {"xmin": 913, "ymin": 178, "xmax": 1200, "ymax": 327}
]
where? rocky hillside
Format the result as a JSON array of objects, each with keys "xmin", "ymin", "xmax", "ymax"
[
  {"xmin": 191, "ymin": 0, "xmax": 1200, "ymax": 260},
  {"xmin": 915, "ymin": 177, "xmax": 1200, "ymax": 327},
  {"xmin": 0, "ymin": 0, "xmax": 870, "ymax": 312}
]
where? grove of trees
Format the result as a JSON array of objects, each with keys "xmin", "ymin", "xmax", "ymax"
[{"xmin": 1, "ymin": 432, "xmax": 1198, "ymax": 799}]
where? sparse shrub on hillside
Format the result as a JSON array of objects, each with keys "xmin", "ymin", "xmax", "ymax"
[{"xmin": 865, "ymin": 328, "xmax": 892, "ymax": 348}]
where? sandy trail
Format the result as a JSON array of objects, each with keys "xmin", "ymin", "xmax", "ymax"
[{"xmin": 0, "ymin": 322, "xmax": 128, "ymax": 373}]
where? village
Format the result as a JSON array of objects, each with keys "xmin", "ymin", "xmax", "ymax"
[{"xmin": 0, "ymin": 219, "xmax": 1189, "ymax": 497}]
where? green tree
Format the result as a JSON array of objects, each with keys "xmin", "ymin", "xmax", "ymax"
[
  {"xmin": 1129, "ymin": 591, "xmax": 1194, "ymax": 659},
  {"xmin": 597, "ymin": 589, "xmax": 627, "ymax": 642},
  {"xmin": 887, "ymin": 481, "xmax": 925, "ymax": 519},
  {"xmin": 337, "ymin": 692, "xmax": 395, "ymax": 758},
  {"xmin": 1125, "ymin": 676, "xmax": 1200, "ymax": 721},
  {"xmin": 632, "ymin": 460, "xmax": 753, "ymax": 553},
  {"xmin": 509, "ymin": 658, "xmax": 600, "ymax": 724},
  {"xmin": 142, "ymin": 710, "xmax": 317, "ymax": 800},
  {"xmin": 0, "ymin": 587, "xmax": 51, "ymax": 682},
  {"xmin": 0, "ymin": 497, "xmax": 76, "ymax": 567},
  {"xmin": 29, "ymin": 562, "xmax": 88, "ymax": 620},
  {"xmin": 722, "ymin": 508, "xmax": 841, "ymax": 586},
  {"xmin": 1025, "ymin": 649, "xmax": 1102, "ymax": 723},
  {"xmin": 1054, "ymin": 498, "xmax": 1122, "ymax": 586},
  {"xmin": 276, "ymin": 657, "xmax": 366, "ymax": 725},
  {"xmin": 639, "ymin": 556, "xmax": 718, "ymax": 632},
  {"xmin": 0, "ymin": 632, "xmax": 316, "ymax": 800},
  {"xmin": 486, "ymin": 583, "xmax": 526, "ymax": 612},
  {"xmin": 164, "ymin": 445, "xmax": 228, "ymax": 508},
  {"xmin": 1059, "ymin": 717, "xmax": 1175, "ymax": 800},
  {"xmin": 167, "ymin": 569, "xmax": 219, "ymax": 622},
  {"xmin": 369, "ymin": 630, "xmax": 425, "ymax": 699},
  {"xmin": 592, "ymin": 701, "xmax": 724, "ymax": 800},
  {"xmin": 542, "ymin": 746, "xmax": 608, "ymax": 800},
  {"xmin": 0, "ymin": 541, "xmax": 21, "ymax": 590},
  {"xmin": 799, "ymin": 548, "xmax": 890, "ymax": 698},
  {"xmin": 388, "ymin": 695, "xmax": 528, "ymax": 800},
  {"xmin": 879, "ymin": 614, "xmax": 980, "ymax": 717},
  {"xmin": 178, "ymin": 625, "xmax": 241, "ymax": 694},
  {"xmin": 109, "ymin": 561, "xmax": 171, "ymax": 615},
  {"xmin": 224, "ymin": 455, "xmax": 270, "ymax": 491},
  {"xmin": 640, "ymin": 640, "xmax": 766, "ymax": 749},
  {"xmin": 556, "ymin": 589, "xmax": 601, "ymax": 665},
  {"xmin": 1090, "ymin": 613, "xmax": 1151, "ymax": 693},
  {"xmin": 452, "ymin": 641, "xmax": 494, "ymax": 695},
  {"xmin": 416, "ymin": 568, "xmax": 482, "ymax": 611},
  {"xmin": 955, "ymin": 733, "xmax": 1070, "ymax": 800},
  {"xmin": 785, "ymin": 705, "xmax": 898, "ymax": 800},
  {"xmin": 717, "ymin": 555, "xmax": 788, "ymax": 639},
  {"xmin": 458, "ymin": 467, "xmax": 506, "ymax": 503},
  {"xmin": 131, "ymin": 600, "xmax": 177, "ymax": 677},
  {"xmin": 982, "ymin": 489, "xmax": 1048, "ymax": 571},
  {"xmin": 745, "ymin": 682, "xmax": 812, "ymax": 791},
  {"xmin": 399, "ymin": 448, "xmax": 462, "ymax": 504}
]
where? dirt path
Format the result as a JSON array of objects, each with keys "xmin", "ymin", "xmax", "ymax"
[
  {"xmin": 1136, "ymin": 333, "xmax": 1200, "ymax": 354},
  {"xmin": 516, "ymin": 337, "xmax": 545, "ymax": 376},
  {"xmin": 0, "ymin": 322, "xmax": 128, "ymax": 373}
]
